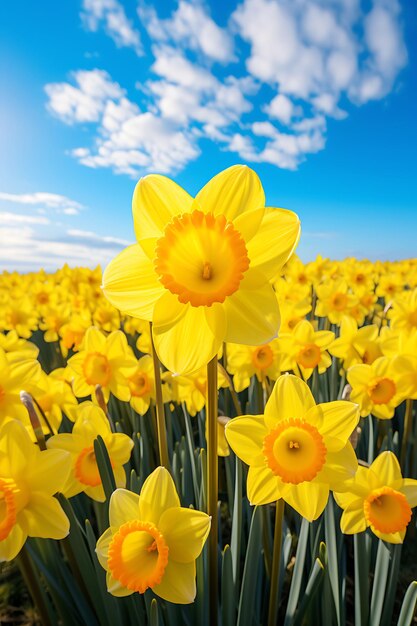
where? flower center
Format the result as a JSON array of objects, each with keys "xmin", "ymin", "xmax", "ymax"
[
  {"xmin": 252, "ymin": 345, "xmax": 274, "ymax": 370},
  {"xmin": 74, "ymin": 446, "xmax": 106, "ymax": 487},
  {"xmin": 263, "ymin": 419, "xmax": 327, "ymax": 484},
  {"xmin": 83, "ymin": 352, "xmax": 111, "ymax": 386},
  {"xmin": 364, "ymin": 487, "xmax": 411, "ymax": 534},
  {"xmin": 108, "ymin": 520, "xmax": 169, "ymax": 593},
  {"xmin": 0, "ymin": 478, "xmax": 19, "ymax": 541},
  {"xmin": 296, "ymin": 343, "xmax": 321, "ymax": 369},
  {"xmin": 154, "ymin": 210, "xmax": 250, "ymax": 307},
  {"xmin": 331, "ymin": 293, "xmax": 348, "ymax": 311},
  {"xmin": 368, "ymin": 377, "xmax": 396, "ymax": 405},
  {"xmin": 128, "ymin": 372, "xmax": 151, "ymax": 398}
]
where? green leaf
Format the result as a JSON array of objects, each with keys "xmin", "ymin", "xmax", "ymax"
[
  {"xmin": 284, "ymin": 517, "xmax": 310, "ymax": 626},
  {"xmin": 354, "ymin": 532, "xmax": 371, "ymax": 626},
  {"xmin": 222, "ymin": 545, "xmax": 236, "ymax": 626},
  {"xmin": 397, "ymin": 581, "xmax": 417, "ymax": 626},
  {"xmin": 370, "ymin": 540, "xmax": 392, "ymax": 626},
  {"xmin": 237, "ymin": 506, "xmax": 262, "ymax": 626},
  {"xmin": 294, "ymin": 557, "xmax": 326, "ymax": 626}
]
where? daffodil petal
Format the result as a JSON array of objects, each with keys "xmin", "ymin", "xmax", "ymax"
[
  {"xmin": 401, "ymin": 479, "xmax": 417, "ymax": 507},
  {"xmin": 225, "ymin": 415, "xmax": 268, "ymax": 465},
  {"xmin": 246, "ymin": 207, "xmax": 301, "ymax": 279},
  {"xmin": 371, "ymin": 529, "xmax": 405, "ymax": 544},
  {"xmin": 340, "ymin": 501, "xmax": 367, "ymax": 534},
  {"xmin": 247, "ymin": 465, "xmax": 281, "ymax": 505},
  {"xmin": 195, "ymin": 165, "xmax": 265, "ymax": 222},
  {"xmin": 223, "ymin": 284, "xmax": 280, "ymax": 345},
  {"xmin": 96, "ymin": 527, "xmax": 113, "ymax": 569},
  {"xmin": 158, "ymin": 507, "xmax": 210, "ymax": 563},
  {"xmin": 109, "ymin": 489, "xmax": 140, "ymax": 528},
  {"xmin": 153, "ymin": 302, "xmax": 221, "ymax": 375},
  {"xmin": 0, "ymin": 524, "xmax": 26, "ymax": 562},
  {"xmin": 369, "ymin": 451, "xmax": 402, "ymax": 485},
  {"xmin": 306, "ymin": 401, "xmax": 360, "ymax": 451},
  {"xmin": 264, "ymin": 374, "xmax": 315, "ymax": 430},
  {"xmin": 139, "ymin": 467, "xmax": 180, "ymax": 526},
  {"xmin": 106, "ymin": 571, "xmax": 134, "ymax": 597},
  {"xmin": 21, "ymin": 493, "xmax": 70, "ymax": 539},
  {"xmin": 102, "ymin": 244, "xmax": 164, "ymax": 320},
  {"xmin": 152, "ymin": 560, "xmax": 196, "ymax": 604},
  {"xmin": 319, "ymin": 443, "xmax": 358, "ymax": 487},
  {"xmin": 28, "ymin": 449, "xmax": 71, "ymax": 495},
  {"xmin": 280, "ymin": 482, "xmax": 329, "ymax": 522},
  {"xmin": 132, "ymin": 174, "xmax": 193, "ymax": 242}
]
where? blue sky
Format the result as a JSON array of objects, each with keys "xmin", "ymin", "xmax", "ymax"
[{"xmin": 0, "ymin": 0, "xmax": 416, "ymax": 271}]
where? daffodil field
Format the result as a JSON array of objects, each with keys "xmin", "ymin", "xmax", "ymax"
[{"xmin": 1, "ymin": 166, "xmax": 417, "ymax": 626}]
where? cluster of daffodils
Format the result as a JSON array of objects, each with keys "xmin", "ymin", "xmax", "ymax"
[{"xmin": 1, "ymin": 165, "xmax": 417, "ymax": 618}]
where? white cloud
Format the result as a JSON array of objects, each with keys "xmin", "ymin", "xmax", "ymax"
[
  {"xmin": 139, "ymin": 1, "xmax": 234, "ymax": 62},
  {"xmin": 0, "ymin": 226, "xmax": 133, "ymax": 273},
  {"xmin": 0, "ymin": 212, "xmax": 50, "ymax": 225},
  {"xmin": 45, "ymin": 69, "xmax": 124, "ymax": 124},
  {"xmin": 0, "ymin": 191, "xmax": 84, "ymax": 215},
  {"xmin": 46, "ymin": 0, "xmax": 407, "ymax": 175},
  {"xmin": 81, "ymin": 0, "xmax": 142, "ymax": 54}
]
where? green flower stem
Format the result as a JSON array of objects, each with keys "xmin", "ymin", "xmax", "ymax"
[
  {"xmin": 401, "ymin": 399, "xmax": 413, "ymax": 468},
  {"xmin": 268, "ymin": 499, "xmax": 285, "ymax": 626},
  {"xmin": 207, "ymin": 355, "xmax": 219, "ymax": 626},
  {"xmin": 150, "ymin": 324, "xmax": 170, "ymax": 471}
]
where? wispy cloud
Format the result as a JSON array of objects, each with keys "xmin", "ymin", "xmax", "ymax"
[
  {"xmin": 81, "ymin": 0, "xmax": 142, "ymax": 55},
  {"xmin": 0, "ymin": 191, "xmax": 84, "ymax": 215},
  {"xmin": 0, "ymin": 212, "xmax": 50, "ymax": 225},
  {"xmin": 44, "ymin": 0, "xmax": 407, "ymax": 176}
]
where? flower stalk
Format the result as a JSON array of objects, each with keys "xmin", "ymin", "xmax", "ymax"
[
  {"xmin": 207, "ymin": 354, "xmax": 219, "ymax": 626},
  {"xmin": 268, "ymin": 499, "xmax": 285, "ymax": 626}
]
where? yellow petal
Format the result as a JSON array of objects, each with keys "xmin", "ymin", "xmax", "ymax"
[
  {"xmin": 153, "ymin": 301, "xmax": 221, "ymax": 375},
  {"xmin": 84, "ymin": 326, "xmax": 106, "ymax": 352},
  {"xmin": 225, "ymin": 415, "xmax": 268, "ymax": 465},
  {"xmin": 280, "ymin": 482, "xmax": 329, "ymax": 521},
  {"xmin": 369, "ymin": 451, "xmax": 402, "ymax": 486},
  {"xmin": 96, "ymin": 527, "xmax": 113, "ymax": 569},
  {"xmin": 340, "ymin": 502, "xmax": 367, "ymax": 534},
  {"xmin": 223, "ymin": 283, "xmax": 280, "ymax": 345},
  {"xmin": 306, "ymin": 401, "xmax": 360, "ymax": 451},
  {"xmin": 28, "ymin": 449, "xmax": 71, "ymax": 495},
  {"xmin": 0, "ymin": 524, "xmax": 26, "ymax": 562},
  {"xmin": 158, "ymin": 508, "xmax": 210, "ymax": 563},
  {"xmin": 106, "ymin": 571, "xmax": 134, "ymax": 597},
  {"xmin": 247, "ymin": 465, "xmax": 281, "ymax": 505},
  {"xmin": 152, "ymin": 559, "xmax": 196, "ymax": 604},
  {"xmin": 401, "ymin": 479, "xmax": 417, "ymax": 507},
  {"xmin": 102, "ymin": 244, "xmax": 164, "ymax": 320},
  {"xmin": 109, "ymin": 489, "xmax": 140, "ymax": 528},
  {"xmin": 139, "ymin": 467, "xmax": 180, "ymax": 525},
  {"xmin": 3, "ymin": 420, "xmax": 35, "ymax": 474},
  {"xmin": 371, "ymin": 529, "xmax": 405, "ymax": 544},
  {"xmin": 195, "ymin": 165, "xmax": 265, "ymax": 222},
  {"xmin": 347, "ymin": 364, "xmax": 372, "ymax": 387},
  {"xmin": 21, "ymin": 493, "xmax": 70, "ymax": 539},
  {"xmin": 132, "ymin": 174, "xmax": 193, "ymax": 243},
  {"xmin": 264, "ymin": 374, "xmax": 315, "ymax": 430},
  {"xmin": 318, "ymin": 443, "xmax": 358, "ymax": 487},
  {"xmin": 246, "ymin": 207, "xmax": 301, "ymax": 279}
]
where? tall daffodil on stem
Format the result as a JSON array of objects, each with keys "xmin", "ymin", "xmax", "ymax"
[{"xmin": 102, "ymin": 165, "xmax": 300, "ymax": 376}]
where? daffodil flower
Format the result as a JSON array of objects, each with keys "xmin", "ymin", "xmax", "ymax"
[
  {"xmin": 225, "ymin": 374, "xmax": 359, "ymax": 521},
  {"xmin": 334, "ymin": 451, "xmax": 417, "ymax": 543},
  {"xmin": 103, "ymin": 165, "xmax": 300, "ymax": 374},
  {"xmin": 96, "ymin": 467, "xmax": 210, "ymax": 603},
  {"xmin": 0, "ymin": 420, "xmax": 70, "ymax": 562}
]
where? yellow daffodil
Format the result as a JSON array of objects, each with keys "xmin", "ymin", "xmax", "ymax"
[
  {"xmin": 39, "ymin": 304, "xmax": 71, "ymax": 343},
  {"xmin": 334, "ymin": 451, "xmax": 417, "ymax": 543},
  {"xmin": 0, "ymin": 348, "xmax": 41, "ymax": 426},
  {"xmin": 0, "ymin": 331, "xmax": 39, "ymax": 362},
  {"xmin": 103, "ymin": 165, "xmax": 300, "ymax": 374},
  {"xmin": 163, "ymin": 363, "xmax": 228, "ymax": 416},
  {"xmin": 0, "ymin": 298, "xmax": 39, "ymax": 338},
  {"xmin": 67, "ymin": 327, "xmax": 137, "ymax": 402},
  {"xmin": 315, "ymin": 281, "xmax": 358, "ymax": 324},
  {"xmin": 389, "ymin": 288, "xmax": 417, "ymax": 333},
  {"xmin": 278, "ymin": 320, "xmax": 334, "ymax": 380},
  {"xmin": 33, "ymin": 370, "xmax": 78, "ymax": 433},
  {"xmin": 347, "ymin": 356, "xmax": 408, "ymax": 419},
  {"xmin": 226, "ymin": 340, "xmax": 281, "ymax": 392},
  {"xmin": 127, "ymin": 355, "xmax": 166, "ymax": 415},
  {"xmin": 95, "ymin": 467, "xmax": 210, "ymax": 603},
  {"xmin": 329, "ymin": 316, "xmax": 382, "ymax": 370},
  {"xmin": 0, "ymin": 420, "xmax": 70, "ymax": 561},
  {"xmin": 47, "ymin": 402, "xmax": 134, "ymax": 502},
  {"xmin": 225, "ymin": 374, "xmax": 359, "ymax": 521}
]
